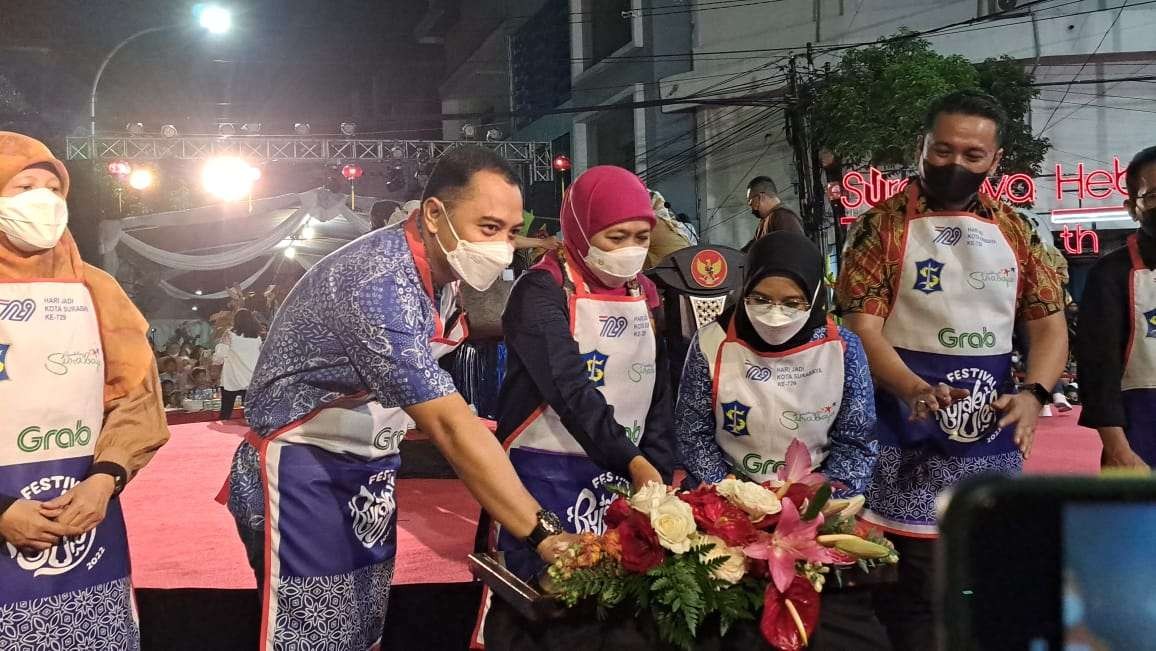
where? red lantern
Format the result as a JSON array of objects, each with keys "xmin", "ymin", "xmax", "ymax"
[
  {"xmin": 552, "ymin": 154, "xmax": 571, "ymax": 172},
  {"xmin": 341, "ymin": 164, "xmax": 363, "ymax": 181},
  {"xmin": 107, "ymin": 161, "xmax": 132, "ymax": 177}
]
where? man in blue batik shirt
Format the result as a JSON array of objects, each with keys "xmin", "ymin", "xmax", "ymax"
[{"xmin": 224, "ymin": 146, "xmax": 572, "ymax": 651}]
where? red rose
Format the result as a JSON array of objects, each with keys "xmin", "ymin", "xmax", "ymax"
[
  {"xmin": 614, "ymin": 510, "xmax": 666, "ymax": 573},
  {"xmin": 782, "ymin": 483, "xmax": 816, "ymax": 507},
  {"xmin": 760, "ymin": 575, "xmax": 820, "ymax": 651},
  {"xmin": 679, "ymin": 486, "xmax": 757, "ymax": 547},
  {"xmin": 678, "ymin": 486, "xmax": 726, "ymax": 526},
  {"xmin": 604, "ymin": 497, "xmax": 633, "ymax": 529}
]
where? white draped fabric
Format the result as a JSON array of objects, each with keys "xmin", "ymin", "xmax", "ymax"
[
  {"xmin": 157, "ymin": 255, "xmax": 280, "ymax": 300},
  {"xmin": 100, "ymin": 189, "xmax": 401, "ymax": 295}
]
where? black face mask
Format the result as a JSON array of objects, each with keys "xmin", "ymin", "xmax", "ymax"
[
  {"xmin": 920, "ymin": 160, "xmax": 988, "ymax": 206},
  {"xmin": 1139, "ymin": 209, "xmax": 1156, "ymax": 238}
]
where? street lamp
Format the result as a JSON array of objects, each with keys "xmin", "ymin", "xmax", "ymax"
[
  {"xmin": 89, "ymin": 6, "xmax": 231, "ymax": 140},
  {"xmin": 197, "ymin": 4, "xmax": 232, "ymax": 34}
]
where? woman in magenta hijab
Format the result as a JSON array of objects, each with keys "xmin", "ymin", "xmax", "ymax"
[{"xmin": 473, "ymin": 166, "xmax": 676, "ymax": 648}]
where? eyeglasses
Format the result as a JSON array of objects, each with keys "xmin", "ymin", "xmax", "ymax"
[
  {"xmin": 1138, "ymin": 190, "xmax": 1156, "ymax": 204},
  {"xmin": 743, "ymin": 295, "xmax": 810, "ymax": 311}
]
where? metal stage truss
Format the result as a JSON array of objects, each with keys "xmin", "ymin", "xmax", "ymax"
[{"xmin": 65, "ymin": 136, "xmax": 555, "ymax": 183}]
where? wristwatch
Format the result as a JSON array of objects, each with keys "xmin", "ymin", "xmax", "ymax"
[
  {"xmin": 87, "ymin": 462, "xmax": 128, "ymax": 497},
  {"xmin": 525, "ymin": 510, "xmax": 564, "ymax": 549},
  {"xmin": 1022, "ymin": 382, "xmax": 1051, "ymax": 407}
]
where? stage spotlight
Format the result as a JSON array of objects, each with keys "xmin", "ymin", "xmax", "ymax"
[
  {"xmin": 301, "ymin": 225, "xmax": 316, "ymax": 239},
  {"xmin": 197, "ymin": 4, "xmax": 232, "ymax": 35},
  {"xmin": 241, "ymin": 123, "xmax": 262, "ymax": 135},
  {"xmin": 340, "ymin": 122, "xmax": 357, "ymax": 137},
  {"xmin": 294, "ymin": 122, "xmax": 311, "ymax": 135},
  {"xmin": 218, "ymin": 123, "xmax": 236, "ymax": 136},
  {"xmin": 126, "ymin": 122, "xmax": 145, "ymax": 135},
  {"xmin": 194, "ymin": 289, "xmax": 204, "ymax": 296},
  {"xmin": 191, "ymin": 305, "xmax": 199, "ymax": 311},
  {"xmin": 283, "ymin": 245, "xmax": 297, "ymax": 259},
  {"xmin": 391, "ymin": 146, "xmax": 405, "ymax": 159},
  {"xmin": 203, "ymin": 157, "xmax": 257, "ymax": 201},
  {"xmin": 161, "ymin": 124, "xmax": 179, "ymax": 138},
  {"xmin": 128, "ymin": 168, "xmax": 155, "ymax": 190},
  {"xmin": 107, "ymin": 161, "xmax": 133, "ymax": 177},
  {"xmin": 485, "ymin": 128, "xmax": 505, "ymax": 142},
  {"xmin": 460, "ymin": 123, "xmax": 478, "ymax": 140}
]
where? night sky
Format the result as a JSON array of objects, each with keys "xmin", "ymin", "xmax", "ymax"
[{"xmin": 2, "ymin": 0, "xmax": 445, "ymax": 139}]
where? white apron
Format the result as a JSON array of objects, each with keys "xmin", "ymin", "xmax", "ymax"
[
  {"xmin": 867, "ymin": 186, "xmax": 1020, "ymax": 536},
  {"xmin": 471, "ymin": 260, "xmax": 658, "ymax": 648},
  {"xmin": 249, "ymin": 219, "xmax": 469, "ymax": 651},
  {"xmin": 1121, "ymin": 234, "xmax": 1156, "ymax": 463},
  {"xmin": 0, "ymin": 279, "xmax": 138, "ymax": 649},
  {"xmin": 698, "ymin": 316, "xmax": 845, "ymax": 482}
]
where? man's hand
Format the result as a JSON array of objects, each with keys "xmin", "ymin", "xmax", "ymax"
[
  {"xmin": 0, "ymin": 500, "xmax": 80, "ymax": 552},
  {"xmin": 42, "ymin": 475, "xmax": 117, "ymax": 533},
  {"xmin": 1099, "ymin": 427, "xmax": 1150, "ymax": 470},
  {"xmin": 1102, "ymin": 443, "xmax": 1150, "ymax": 470},
  {"xmin": 536, "ymin": 532, "xmax": 580, "ymax": 563},
  {"xmin": 628, "ymin": 456, "xmax": 663, "ymax": 492},
  {"xmin": 993, "ymin": 393, "xmax": 1041, "ymax": 459},
  {"xmin": 903, "ymin": 379, "xmax": 969, "ymax": 421}
]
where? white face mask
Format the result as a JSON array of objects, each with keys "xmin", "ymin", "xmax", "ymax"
[
  {"xmin": 568, "ymin": 191, "xmax": 649, "ymax": 287},
  {"xmin": 433, "ymin": 201, "xmax": 514, "ymax": 292},
  {"xmin": 0, "ymin": 188, "xmax": 68, "ymax": 252},
  {"xmin": 584, "ymin": 245, "xmax": 648, "ymax": 287},
  {"xmin": 743, "ymin": 284, "xmax": 822, "ymax": 346}
]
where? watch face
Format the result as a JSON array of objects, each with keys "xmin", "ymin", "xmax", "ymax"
[{"xmin": 541, "ymin": 510, "xmax": 564, "ymax": 534}]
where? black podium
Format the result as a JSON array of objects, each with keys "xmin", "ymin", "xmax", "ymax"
[{"xmin": 645, "ymin": 245, "xmax": 747, "ymax": 395}]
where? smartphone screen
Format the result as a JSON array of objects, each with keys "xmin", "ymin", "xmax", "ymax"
[
  {"xmin": 1063, "ymin": 504, "xmax": 1156, "ymax": 650},
  {"xmin": 940, "ymin": 476, "xmax": 1156, "ymax": 651}
]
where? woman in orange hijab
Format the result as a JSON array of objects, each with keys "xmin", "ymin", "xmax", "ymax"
[{"xmin": 0, "ymin": 131, "xmax": 168, "ymax": 648}]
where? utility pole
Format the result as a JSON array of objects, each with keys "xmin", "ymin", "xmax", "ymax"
[{"xmin": 785, "ymin": 48, "xmax": 827, "ymax": 254}]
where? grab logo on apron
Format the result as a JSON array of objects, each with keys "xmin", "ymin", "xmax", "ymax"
[
  {"xmin": 879, "ymin": 192, "xmax": 1019, "ymax": 455},
  {"xmin": 701, "ymin": 318, "xmax": 846, "ymax": 483},
  {"xmin": 0, "ymin": 280, "xmax": 133, "ymax": 632}
]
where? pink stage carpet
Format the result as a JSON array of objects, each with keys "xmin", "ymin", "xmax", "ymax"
[
  {"xmin": 121, "ymin": 409, "xmax": 1099, "ymax": 590},
  {"xmin": 120, "ymin": 420, "xmax": 480, "ymax": 590}
]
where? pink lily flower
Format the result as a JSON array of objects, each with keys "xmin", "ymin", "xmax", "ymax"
[
  {"xmin": 775, "ymin": 440, "xmax": 827, "ymax": 489},
  {"xmin": 743, "ymin": 498, "xmax": 844, "ymax": 593}
]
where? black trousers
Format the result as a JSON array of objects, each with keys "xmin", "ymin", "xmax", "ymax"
[
  {"xmin": 220, "ymin": 388, "xmax": 246, "ymax": 420},
  {"xmin": 873, "ymin": 536, "xmax": 936, "ymax": 651}
]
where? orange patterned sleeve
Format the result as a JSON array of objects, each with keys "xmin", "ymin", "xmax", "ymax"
[
  {"xmin": 836, "ymin": 208, "xmax": 896, "ymax": 318},
  {"xmin": 998, "ymin": 210, "xmax": 1064, "ymax": 321}
]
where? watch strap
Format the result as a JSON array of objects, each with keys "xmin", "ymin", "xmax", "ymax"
[
  {"xmin": 1024, "ymin": 383, "xmax": 1050, "ymax": 406},
  {"xmin": 88, "ymin": 461, "xmax": 128, "ymax": 496}
]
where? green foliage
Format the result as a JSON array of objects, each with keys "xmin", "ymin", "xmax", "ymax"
[
  {"xmin": 811, "ymin": 33, "xmax": 1049, "ymax": 175},
  {"xmin": 549, "ymin": 542, "xmax": 764, "ymax": 650},
  {"xmin": 802, "ymin": 483, "xmax": 832, "ymax": 520}
]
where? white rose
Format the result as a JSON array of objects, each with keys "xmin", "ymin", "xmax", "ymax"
[
  {"xmin": 630, "ymin": 481, "xmax": 669, "ymax": 516},
  {"xmin": 717, "ymin": 479, "xmax": 782, "ymax": 519},
  {"xmin": 695, "ymin": 534, "xmax": 747, "ymax": 584},
  {"xmin": 650, "ymin": 496, "xmax": 697, "ymax": 554}
]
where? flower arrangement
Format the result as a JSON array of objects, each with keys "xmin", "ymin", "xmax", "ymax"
[{"xmin": 544, "ymin": 440, "xmax": 897, "ymax": 651}]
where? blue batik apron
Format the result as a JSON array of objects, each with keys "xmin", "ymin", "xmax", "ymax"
[
  {"xmin": 697, "ymin": 316, "xmax": 845, "ymax": 482},
  {"xmin": 1121, "ymin": 234, "xmax": 1156, "ymax": 463},
  {"xmin": 471, "ymin": 262, "xmax": 657, "ymax": 648},
  {"xmin": 248, "ymin": 220, "xmax": 470, "ymax": 651},
  {"xmin": 864, "ymin": 186, "xmax": 1020, "ymax": 537},
  {"xmin": 0, "ymin": 279, "xmax": 138, "ymax": 649}
]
